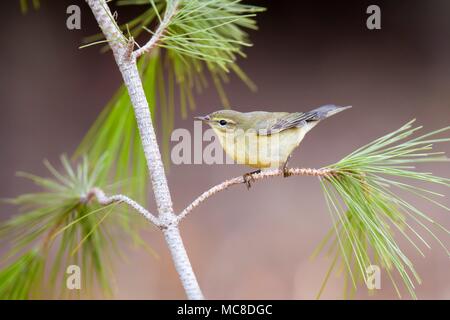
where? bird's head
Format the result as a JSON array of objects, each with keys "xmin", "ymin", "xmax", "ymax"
[{"xmin": 195, "ymin": 110, "xmax": 244, "ymax": 133}]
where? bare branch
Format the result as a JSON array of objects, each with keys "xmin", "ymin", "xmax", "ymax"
[
  {"xmin": 177, "ymin": 167, "xmax": 334, "ymax": 223},
  {"xmin": 86, "ymin": 187, "xmax": 161, "ymax": 228},
  {"xmin": 86, "ymin": 0, "xmax": 204, "ymax": 300},
  {"xmin": 133, "ymin": 0, "xmax": 180, "ymax": 59}
]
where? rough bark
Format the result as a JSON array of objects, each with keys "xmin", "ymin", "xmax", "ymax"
[{"xmin": 86, "ymin": 0, "xmax": 204, "ymax": 300}]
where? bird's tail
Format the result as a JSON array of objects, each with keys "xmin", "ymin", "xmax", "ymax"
[{"xmin": 306, "ymin": 104, "xmax": 352, "ymax": 121}]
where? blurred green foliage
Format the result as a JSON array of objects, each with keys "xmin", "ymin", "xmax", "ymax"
[
  {"xmin": 0, "ymin": 156, "xmax": 153, "ymax": 299},
  {"xmin": 19, "ymin": 0, "xmax": 40, "ymax": 13}
]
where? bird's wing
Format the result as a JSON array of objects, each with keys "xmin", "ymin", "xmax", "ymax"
[{"xmin": 255, "ymin": 112, "xmax": 316, "ymax": 135}]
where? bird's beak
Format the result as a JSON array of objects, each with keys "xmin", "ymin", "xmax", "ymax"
[{"xmin": 194, "ymin": 115, "xmax": 210, "ymax": 122}]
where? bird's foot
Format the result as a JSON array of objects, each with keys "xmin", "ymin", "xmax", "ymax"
[
  {"xmin": 283, "ymin": 167, "xmax": 291, "ymax": 178},
  {"xmin": 281, "ymin": 156, "xmax": 292, "ymax": 178},
  {"xmin": 243, "ymin": 170, "xmax": 261, "ymax": 190}
]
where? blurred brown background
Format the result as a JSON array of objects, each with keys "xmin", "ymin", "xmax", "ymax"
[{"xmin": 1, "ymin": 0, "xmax": 449, "ymax": 299}]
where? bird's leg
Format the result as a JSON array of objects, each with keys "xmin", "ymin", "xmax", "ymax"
[
  {"xmin": 281, "ymin": 155, "xmax": 292, "ymax": 178},
  {"xmin": 243, "ymin": 169, "xmax": 261, "ymax": 190}
]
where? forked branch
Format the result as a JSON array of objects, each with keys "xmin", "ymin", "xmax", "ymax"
[
  {"xmin": 133, "ymin": 0, "xmax": 180, "ymax": 59},
  {"xmin": 85, "ymin": 188, "xmax": 161, "ymax": 228}
]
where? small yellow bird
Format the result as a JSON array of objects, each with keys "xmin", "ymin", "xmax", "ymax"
[{"xmin": 195, "ymin": 104, "xmax": 351, "ymax": 188}]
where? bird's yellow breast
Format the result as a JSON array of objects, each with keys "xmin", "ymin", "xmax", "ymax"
[{"xmin": 214, "ymin": 127, "xmax": 307, "ymax": 168}]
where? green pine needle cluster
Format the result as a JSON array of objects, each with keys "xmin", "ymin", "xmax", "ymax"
[
  {"xmin": 161, "ymin": 0, "xmax": 263, "ymax": 70},
  {"xmin": 19, "ymin": 0, "xmax": 40, "ymax": 13},
  {"xmin": 314, "ymin": 120, "xmax": 450, "ymax": 299},
  {"xmin": 0, "ymin": 250, "xmax": 44, "ymax": 299},
  {"xmin": 0, "ymin": 155, "xmax": 149, "ymax": 299}
]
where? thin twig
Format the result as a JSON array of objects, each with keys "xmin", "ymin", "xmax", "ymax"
[
  {"xmin": 133, "ymin": 0, "xmax": 180, "ymax": 59},
  {"xmin": 177, "ymin": 167, "xmax": 334, "ymax": 223},
  {"xmin": 86, "ymin": 187, "xmax": 161, "ymax": 228}
]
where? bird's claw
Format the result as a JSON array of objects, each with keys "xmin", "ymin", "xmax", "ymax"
[
  {"xmin": 243, "ymin": 173, "xmax": 254, "ymax": 189},
  {"xmin": 243, "ymin": 170, "xmax": 261, "ymax": 190},
  {"xmin": 281, "ymin": 156, "xmax": 292, "ymax": 178}
]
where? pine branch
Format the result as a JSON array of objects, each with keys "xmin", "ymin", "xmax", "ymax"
[
  {"xmin": 177, "ymin": 168, "xmax": 334, "ymax": 222},
  {"xmin": 315, "ymin": 120, "xmax": 450, "ymax": 299},
  {"xmin": 85, "ymin": 188, "xmax": 161, "ymax": 227},
  {"xmin": 133, "ymin": 0, "xmax": 180, "ymax": 59},
  {"xmin": 85, "ymin": 0, "xmax": 204, "ymax": 300}
]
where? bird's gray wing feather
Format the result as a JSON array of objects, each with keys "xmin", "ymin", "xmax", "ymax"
[
  {"xmin": 256, "ymin": 112, "xmax": 315, "ymax": 135},
  {"xmin": 256, "ymin": 105, "xmax": 348, "ymax": 135}
]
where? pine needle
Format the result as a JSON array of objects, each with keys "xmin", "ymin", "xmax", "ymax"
[{"xmin": 314, "ymin": 121, "xmax": 450, "ymax": 299}]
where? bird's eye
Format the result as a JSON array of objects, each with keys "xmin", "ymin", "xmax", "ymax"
[{"xmin": 219, "ymin": 120, "xmax": 227, "ymax": 126}]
